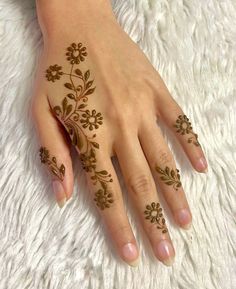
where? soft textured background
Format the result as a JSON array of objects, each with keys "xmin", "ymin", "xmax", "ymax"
[{"xmin": 0, "ymin": 0, "xmax": 235, "ymax": 288}]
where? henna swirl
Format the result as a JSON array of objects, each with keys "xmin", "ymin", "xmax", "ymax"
[{"xmin": 45, "ymin": 43, "xmax": 114, "ymax": 210}]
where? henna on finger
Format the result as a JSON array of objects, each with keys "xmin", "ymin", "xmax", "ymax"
[
  {"xmin": 144, "ymin": 202, "xmax": 168, "ymax": 234},
  {"xmin": 45, "ymin": 42, "xmax": 114, "ymax": 210},
  {"xmin": 155, "ymin": 166, "xmax": 182, "ymax": 191},
  {"xmin": 174, "ymin": 115, "xmax": 200, "ymax": 147},
  {"xmin": 39, "ymin": 146, "xmax": 65, "ymax": 181}
]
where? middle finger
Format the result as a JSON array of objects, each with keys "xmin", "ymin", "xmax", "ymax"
[{"xmin": 114, "ymin": 130, "xmax": 175, "ymax": 266}]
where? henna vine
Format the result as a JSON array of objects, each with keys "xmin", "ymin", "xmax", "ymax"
[
  {"xmin": 39, "ymin": 147, "xmax": 65, "ymax": 181},
  {"xmin": 144, "ymin": 202, "xmax": 168, "ymax": 234},
  {"xmin": 174, "ymin": 115, "xmax": 200, "ymax": 146},
  {"xmin": 45, "ymin": 42, "xmax": 114, "ymax": 210},
  {"xmin": 155, "ymin": 166, "xmax": 182, "ymax": 191}
]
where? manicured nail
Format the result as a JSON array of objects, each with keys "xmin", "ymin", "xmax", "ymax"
[
  {"xmin": 121, "ymin": 243, "xmax": 139, "ymax": 267},
  {"xmin": 176, "ymin": 209, "xmax": 192, "ymax": 230},
  {"xmin": 196, "ymin": 157, "xmax": 208, "ymax": 173},
  {"xmin": 155, "ymin": 240, "xmax": 175, "ymax": 266},
  {"xmin": 52, "ymin": 180, "xmax": 67, "ymax": 208}
]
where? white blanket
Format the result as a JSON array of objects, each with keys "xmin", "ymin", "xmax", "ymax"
[{"xmin": 0, "ymin": 0, "xmax": 235, "ymax": 288}]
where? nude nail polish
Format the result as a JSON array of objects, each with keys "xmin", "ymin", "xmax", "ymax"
[
  {"xmin": 52, "ymin": 180, "xmax": 67, "ymax": 208},
  {"xmin": 155, "ymin": 240, "xmax": 175, "ymax": 266},
  {"xmin": 196, "ymin": 157, "xmax": 208, "ymax": 173},
  {"xmin": 121, "ymin": 243, "xmax": 139, "ymax": 267},
  {"xmin": 176, "ymin": 209, "xmax": 192, "ymax": 230}
]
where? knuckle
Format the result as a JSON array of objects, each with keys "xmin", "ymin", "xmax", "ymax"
[
  {"xmin": 109, "ymin": 223, "xmax": 131, "ymax": 238},
  {"xmin": 128, "ymin": 174, "xmax": 152, "ymax": 198},
  {"xmin": 157, "ymin": 150, "xmax": 174, "ymax": 166}
]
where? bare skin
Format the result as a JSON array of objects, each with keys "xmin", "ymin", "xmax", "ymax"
[{"xmin": 32, "ymin": 0, "xmax": 208, "ymax": 267}]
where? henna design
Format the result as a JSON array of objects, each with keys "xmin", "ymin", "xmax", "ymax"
[
  {"xmin": 94, "ymin": 187, "xmax": 114, "ymax": 210},
  {"xmin": 174, "ymin": 115, "xmax": 200, "ymax": 146},
  {"xmin": 39, "ymin": 147, "xmax": 65, "ymax": 181},
  {"xmin": 144, "ymin": 202, "xmax": 168, "ymax": 234},
  {"xmin": 45, "ymin": 42, "xmax": 114, "ymax": 210},
  {"xmin": 46, "ymin": 65, "xmax": 63, "ymax": 82},
  {"xmin": 155, "ymin": 166, "xmax": 182, "ymax": 191}
]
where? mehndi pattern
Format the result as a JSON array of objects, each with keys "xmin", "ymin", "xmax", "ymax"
[
  {"xmin": 144, "ymin": 202, "xmax": 168, "ymax": 234},
  {"xmin": 45, "ymin": 42, "xmax": 113, "ymax": 210},
  {"xmin": 39, "ymin": 146, "xmax": 65, "ymax": 181},
  {"xmin": 155, "ymin": 166, "xmax": 182, "ymax": 191},
  {"xmin": 174, "ymin": 115, "xmax": 200, "ymax": 146}
]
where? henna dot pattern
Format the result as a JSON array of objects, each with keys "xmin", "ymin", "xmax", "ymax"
[
  {"xmin": 174, "ymin": 115, "xmax": 200, "ymax": 146},
  {"xmin": 144, "ymin": 202, "xmax": 168, "ymax": 234},
  {"xmin": 39, "ymin": 147, "xmax": 65, "ymax": 181},
  {"xmin": 45, "ymin": 43, "xmax": 114, "ymax": 210},
  {"xmin": 155, "ymin": 166, "xmax": 182, "ymax": 191}
]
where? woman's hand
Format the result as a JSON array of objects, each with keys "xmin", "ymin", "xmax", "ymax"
[{"xmin": 32, "ymin": 0, "xmax": 208, "ymax": 267}]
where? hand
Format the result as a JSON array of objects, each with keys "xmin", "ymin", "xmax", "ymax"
[{"xmin": 32, "ymin": 0, "xmax": 208, "ymax": 267}]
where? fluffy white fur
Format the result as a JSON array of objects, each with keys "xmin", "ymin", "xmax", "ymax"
[{"xmin": 0, "ymin": 0, "xmax": 235, "ymax": 288}]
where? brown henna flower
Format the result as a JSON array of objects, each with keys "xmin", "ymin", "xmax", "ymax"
[
  {"xmin": 174, "ymin": 115, "xmax": 193, "ymax": 135},
  {"xmin": 80, "ymin": 149, "xmax": 96, "ymax": 172},
  {"xmin": 80, "ymin": 109, "xmax": 103, "ymax": 130},
  {"xmin": 144, "ymin": 202, "xmax": 163, "ymax": 223},
  {"xmin": 66, "ymin": 43, "xmax": 87, "ymax": 64},
  {"xmin": 94, "ymin": 189, "xmax": 114, "ymax": 210},
  {"xmin": 45, "ymin": 65, "xmax": 63, "ymax": 82},
  {"xmin": 144, "ymin": 202, "xmax": 168, "ymax": 233}
]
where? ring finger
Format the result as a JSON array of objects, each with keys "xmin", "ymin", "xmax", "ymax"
[{"xmin": 139, "ymin": 117, "xmax": 192, "ymax": 230}]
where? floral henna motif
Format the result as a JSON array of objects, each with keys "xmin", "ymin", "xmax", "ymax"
[
  {"xmin": 155, "ymin": 166, "xmax": 182, "ymax": 191},
  {"xmin": 46, "ymin": 65, "xmax": 63, "ymax": 82},
  {"xmin": 94, "ymin": 187, "xmax": 114, "ymax": 210},
  {"xmin": 144, "ymin": 202, "xmax": 168, "ymax": 234},
  {"xmin": 174, "ymin": 115, "xmax": 200, "ymax": 146},
  {"xmin": 39, "ymin": 147, "xmax": 65, "ymax": 181},
  {"xmin": 45, "ymin": 42, "xmax": 114, "ymax": 210},
  {"xmin": 66, "ymin": 43, "xmax": 88, "ymax": 64}
]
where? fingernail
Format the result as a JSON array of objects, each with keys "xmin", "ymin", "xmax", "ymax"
[
  {"xmin": 196, "ymin": 157, "xmax": 208, "ymax": 173},
  {"xmin": 176, "ymin": 209, "xmax": 192, "ymax": 230},
  {"xmin": 52, "ymin": 180, "xmax": 67, "ymax": 208},
  {"xmin": 155, "ymin": 240, "xmax": 175, "ymax": 266},
  {"xmin": 121, "ymin": 243, "xmax": 139, "ymax": 267}
]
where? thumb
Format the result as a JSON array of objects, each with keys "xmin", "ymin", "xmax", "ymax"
[{"xmin": 32, "ymin": 93, "xmax": 74, "ymax": 208}]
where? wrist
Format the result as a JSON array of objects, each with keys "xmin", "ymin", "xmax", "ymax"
[{"xmin": 36, "ymin": 0, "xmax": 116, "ymax": 39}]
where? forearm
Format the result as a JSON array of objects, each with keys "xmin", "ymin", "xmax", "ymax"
[{"xmin": 36, "ymin": 0, "xmax": 116, "ymax": 40}]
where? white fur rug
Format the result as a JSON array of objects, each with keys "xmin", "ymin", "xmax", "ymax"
[{"xmin": 0, "ymin": 0, "xmax": 235, "ymax": 288}]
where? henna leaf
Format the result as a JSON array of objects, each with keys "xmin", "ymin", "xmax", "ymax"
[
  {"xmin": 67, "ymin": 93, "xmax": 75, "ymax": 100},
  {"xmin": 86, "ymin": 80, "xmax": 93, "ymax": 90},
  {"xmin": 84, "ymin": 70, "xmax": 90, "ymax": 81},
  {"xmin": 98, "ymin": 170, "xmax": 109, "ymax": 175},
  {"xmin": 155, "ymin": 166, "xmax": 164, "ymax": 174},
  {"xmin": 165, "ymin": 167, "xmax": 170, "ymax": 175},
  {"xmin": 66, "ymin": 104, "xmax": 73, "ymax": 116},
  {"xmin": 62, "ymin": 98, "xmax": 68, "ymax": 115},
  {"xmin": 84, "ymin": 87, "xmax": 96, "ymax": 96},
  {"xmin": 166, "ymin": 181, "xmax": 174, "ymax": 185},
  {"xmin": 91, "ymin": 142, "xmax": 99, "ymax": 149},
  {"xmin": 52, "ymin": 157, "xmax": 57, "ymax": 164},
  {"xmin": 64, "ymin": 83, "xmax": 73, "ymax": 90},
  {"xmin": 60, "ymin": 164, "xmax": 65, "ymax": 174},
  {"xmin": 170, "ymin": 169, "xmax": 175, "ymax": 178},
  {"xmin": 78, "ymin": 104, "xmax": 87, "ymax": 109},
  {"xmin": 53, "ymin": 106, "xmax": 62, "ymax": 117},
  {"xmin": 75, "ymin": 69, "xmax": 83, "ymax": 77}
]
